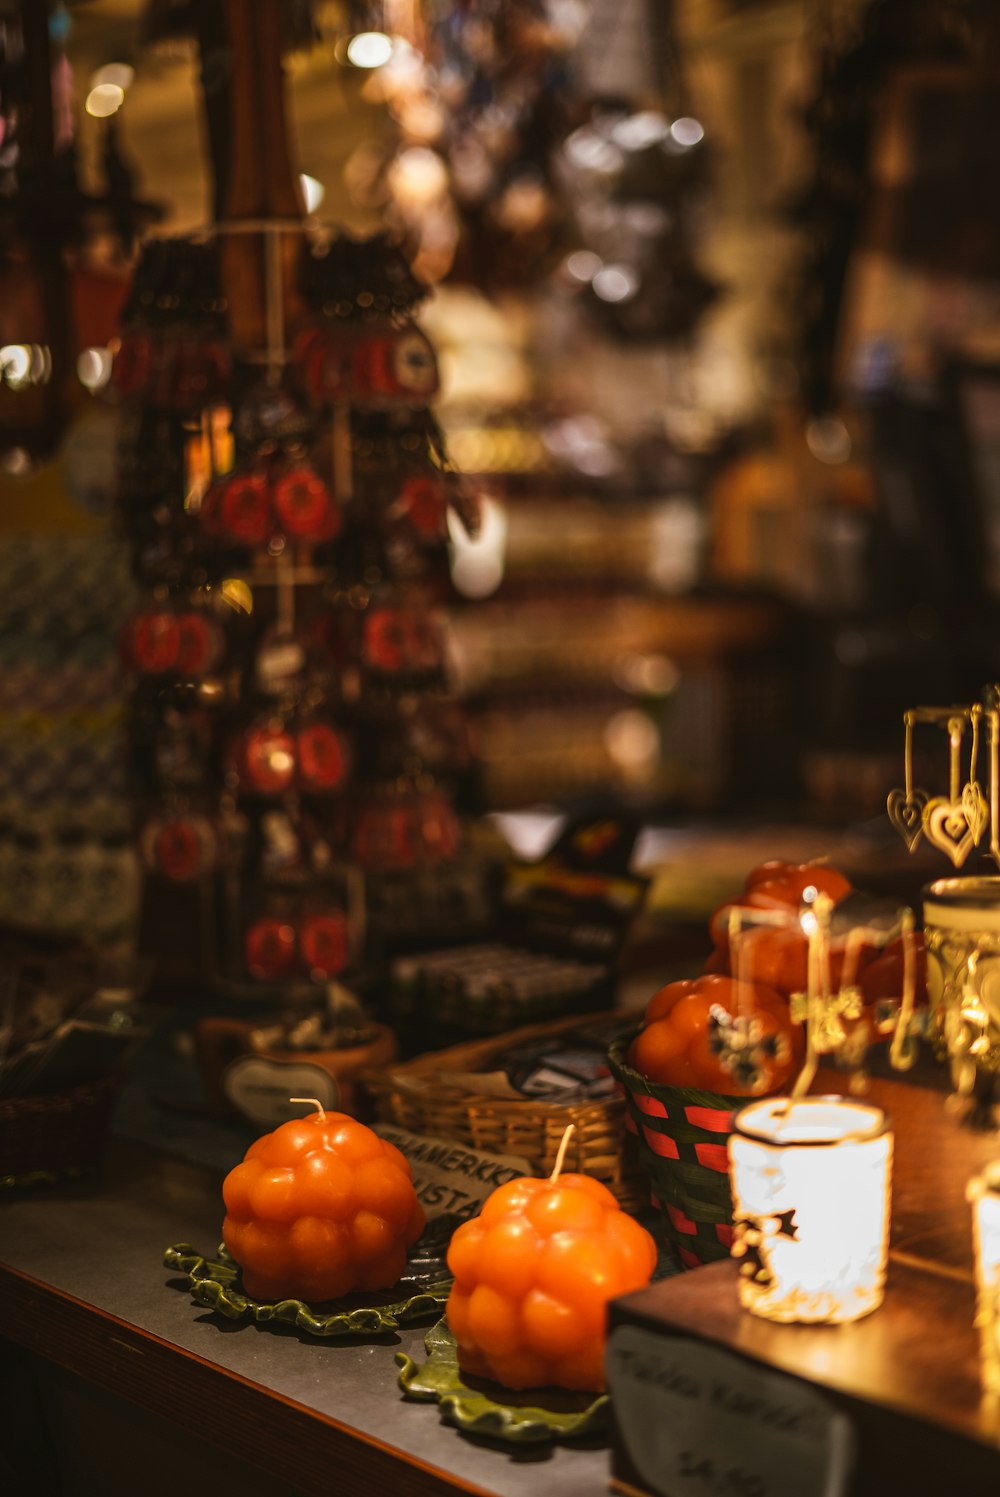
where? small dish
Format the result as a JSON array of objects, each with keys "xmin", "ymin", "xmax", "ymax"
[
  {"xmin": 164, "ymin": 1212, "xmax": 456, "ymax": 1338},
  {"xmin": 396, "ymin": 1318, "xmax": 610, "ymax": 1446}
]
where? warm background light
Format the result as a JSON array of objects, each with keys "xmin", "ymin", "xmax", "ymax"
[
  {"xmin": 85, "ymin": 81, "xmax": 124, "ymax": 118},
  {"xmin": 346, "ymin": 32, "xmax": 394, "ymax": 70},
  {"xmin": 299, "ymin": 174, "xmax": 325, "ymax": 215}
]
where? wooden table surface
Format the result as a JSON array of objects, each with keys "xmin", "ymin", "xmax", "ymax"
[
  {"xmin": 819, "ymin": 1067, "xmax": 999, "ymax": 1279},
  {"xmin": 0, "ymin": 1141, "xmax": 611, "ymax": 1497},
  {"xmin": 1, "ymin": 1065, "xmax": 991, "ymax": 1496}
]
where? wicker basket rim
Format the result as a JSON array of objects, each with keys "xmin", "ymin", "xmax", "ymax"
[
  {"xmin": 366, "ymin": 1011, "xmax": 640, "ymax": 1095},
  {"xmin": 0, "ymin": 1070, "xmax": 122, "ymax": 1120}
]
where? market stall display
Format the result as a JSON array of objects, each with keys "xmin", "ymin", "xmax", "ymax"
[
  {"xmin": 9, "ymin": 7, "xmax": 1000, "ymax": 1497},
  {"xmin": 111, "ymin": 0, "xmax": 489, "ymax": 1018}
]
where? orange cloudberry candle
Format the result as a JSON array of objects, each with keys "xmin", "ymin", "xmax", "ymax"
[
  {"xmin": 445, "ymin": 1128, "xmax": 657, "ymax": 1392},
  {"xmin": 222, "ymin": 1099, "xmax": 424, "ymax": 1301}
]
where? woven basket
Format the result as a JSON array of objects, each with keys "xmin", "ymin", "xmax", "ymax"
[
  {"xmin": 364, "ymin": 1010, "xmax": 647, "ymax": 1212},
  {"xmin": 608, "ymin": 1032, "xmax": 742, "ymax": 1269},
  {"xmin": 0, "ymin": 1073, "xmax": 121, "ymax": 1185}
]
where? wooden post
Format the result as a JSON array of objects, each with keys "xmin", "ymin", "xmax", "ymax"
[
  {"xmin": 210, "ymin": 0, "xmax": 308, "ymax": 358},
  {"xmin": 19, "ymin": 0, "xmax": 71, "ymax": 451}
]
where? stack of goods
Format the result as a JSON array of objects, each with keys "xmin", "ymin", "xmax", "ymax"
[
  {"xmin": 610, "ymin": 860, "xmax": 925, "ymax": 1268},
  {"xmin": 388, "ymin": 813, "xmax": 648, "ymax": 1048},
  {"xmin": 392, "ymin": 943, "xmax": 606, "ymax": 1045},
  {"xmin": 114, "ymin": 232, "xmax": 486, "ymax": 998},
  {"xmin": 0, "ymin": 946, "xmax": 145, "ymax": 1183},
  {"xmin": 0, "ymin": 534, "xmax": 138, "ymax": 941}
]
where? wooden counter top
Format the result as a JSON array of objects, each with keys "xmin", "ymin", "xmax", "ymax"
[
  {"xmin": 0, "ymin": 1142, "xmax": 610, "ymax": 1497},
  {"xmin": 819, "ymin": 1067, "xmax": 998, "ymax": 1279},
  {"xmin": 2, "ymin": 1066, "xmax": 990, "ymax": 1495}
]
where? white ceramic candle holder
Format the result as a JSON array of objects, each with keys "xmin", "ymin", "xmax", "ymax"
[
  {"xmin": 728, "ymin": 1095, "xmax": 893, "ymax": 1324},
  {"xmin": 969, "ymin": 1162, "xmax": 1000, "ymax": 1393}
]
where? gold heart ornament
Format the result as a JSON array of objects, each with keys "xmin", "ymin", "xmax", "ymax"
[
  {"xmin": 886, "ymin": 788, "xmax": 927, "ymax": 851},
  {"xmin": 963, "ymin": 780, "xmax": 990, "ymax": 844},
  {"xmin": 924, "ymin": 786, "xmax": 988, "ymax": 867}
]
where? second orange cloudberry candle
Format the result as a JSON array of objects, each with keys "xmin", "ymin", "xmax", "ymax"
[{"xmin": 445, "ymin": 1128, "xmax": 657, "ymax": 1392}]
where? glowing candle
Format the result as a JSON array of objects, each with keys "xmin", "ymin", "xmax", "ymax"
[
  {"xmin": 728, "ymin": 1096, "xmax": 892, "ymax": 1324},
  {"xmin": 969, "ymin": 1162, "xmax": 1000, "ymax": 1393}
]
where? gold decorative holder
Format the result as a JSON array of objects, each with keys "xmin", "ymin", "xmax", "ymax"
[
  {"xmin": 890, "ymin": 689, "xmax": 1000, "ymax": 1087},
  {"xmin": 888, "ymin": 700, "xmax": 997, "ymax": 867},
  {"xmin": 724, "ymin": 894, "xmax": 919, "ymax": 1097},
  {"xmin": 923, "ymin": 876, "xmax": 1000, "ymax": 1100}
]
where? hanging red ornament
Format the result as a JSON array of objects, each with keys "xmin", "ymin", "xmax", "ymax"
[
  {"xmin": 245, "ymin": 917, "xmax": 298, "ymax": 980},
  {"xmin": 176, "ymin": 613, "xmax": 224, "ymax": 676},
  {"xmin": 292, "ymin": 324, "xmax": 351, "ymax": 406},
  {"xmin": 143, "ymin": 815, "xmax": 217, "ymax": 882},
  {"xmin": 300, "ymin": 911, "xmax": 350, "ymax": 977},
  {"xmin": 273, "ymin": 467, "xmax": 339, "ymax": 541},
  {"xmin": 363, "ymin": 609, "xmax": 407, "ymax": 673},
  {"xmin": 123, "ymin": 610, "xmax": 182, "ymax": 674},
  {"xmin": 219, "ymin": 473, "xmax": 273, "ymax": 546},
  {"xmin": 363, "ymin": 607, "xmax": 443, "ymax": 675},
  {"xmin": 239, "ymin": 727, "xmax": 297, "ymax": 795},
  {"xmin": 296, "ymin": 723, "xmax": 348, "ymax": 794},
  {"xmin": 396, "ymin": 474, "xmax": 447, "ymax": 539},
  {"xmin": 352, "ymin": 327, "xmax": 438, "ymax": 404}
]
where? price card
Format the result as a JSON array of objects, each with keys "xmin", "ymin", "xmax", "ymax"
[
  {"xmin": 224, "ymin": 1056, "xmax": 340, "ymax": 1125},
  {"xmin": 374, "ymin": 1123, "xmax": 534, "ymax": 1222},
  {"xmin": 607, "ymin": 1323, "xmax": 855, "ymax": 1497}
]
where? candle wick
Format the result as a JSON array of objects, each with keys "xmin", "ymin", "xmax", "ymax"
[
  {"xmin": 549, "ymin": 1123, "xmax": 575, "ymax": 1183},
  {"xmin": 290, "ymin": 1096, "xmax": 325, "ymax": 1121}
]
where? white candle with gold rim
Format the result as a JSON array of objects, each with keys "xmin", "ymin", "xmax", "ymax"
[
  {"xmin": 969, "ymin": 1162, "xmax": 1000, "ymax": 1393},
  {"xmin": 728, "ymin": 1096, "xmax": 892, "ymax": 1324}
]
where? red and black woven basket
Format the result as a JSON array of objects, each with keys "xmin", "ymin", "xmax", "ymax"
[{"xmin": 608, "ymin": 1032, "xmax": 741, "ymax": 1270}]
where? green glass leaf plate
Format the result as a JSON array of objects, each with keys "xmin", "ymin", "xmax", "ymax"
[
  {"xmin": 164, "ymin": 1224, "xmax": 453, "ymax": 1339},
  {"xmin": 396, "ymin": 1318, "xmax": 610, "ymax": 1447}
]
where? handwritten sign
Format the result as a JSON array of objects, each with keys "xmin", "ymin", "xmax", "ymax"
[
  {"xmin": 607, "ymin": 1323, "xmax": 855, "ymax": 1497},
  {"xmin": 374, "ymin": 1123, "xmax": 534, "ymax": 1221}
]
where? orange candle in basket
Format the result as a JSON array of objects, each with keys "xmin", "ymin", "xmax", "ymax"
[
  {"xmin": 222, "ymin": 1099, "xmax": 424, "ymax": 1301},
  {"xmin": 445, "ymin": 1128, "xmax": 657, "ymax": 1392}
]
